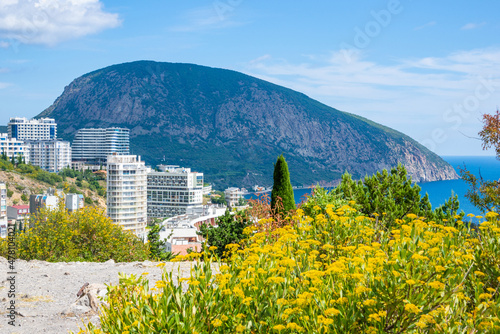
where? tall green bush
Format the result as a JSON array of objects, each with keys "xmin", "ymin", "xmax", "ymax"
[{"xmin": 271, "ymin": 154, "xmax": 295, "ymax": 215}]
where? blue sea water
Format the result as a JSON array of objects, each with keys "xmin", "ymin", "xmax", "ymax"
[{"xmin": 245, "ymin": 156, "xmax": 500, "ymax": 215}]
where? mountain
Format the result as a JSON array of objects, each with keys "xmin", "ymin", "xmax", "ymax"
[{"xmin": 37, "ymin": 60, "xmax": 458, "ymax": 189}]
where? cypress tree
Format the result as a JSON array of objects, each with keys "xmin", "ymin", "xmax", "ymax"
[{"xmin": 271, "ymin": 154, "xmax": 295, "ymax": 215}]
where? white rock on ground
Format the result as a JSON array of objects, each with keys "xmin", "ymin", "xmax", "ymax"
[{"xmin": 0, "ymin": 257, "xmax": 204, "ymax": 334}]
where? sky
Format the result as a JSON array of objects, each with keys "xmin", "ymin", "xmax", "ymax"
[{"xmin": 0, "ymin": 0, "xmax": 499, "ymax": 157}]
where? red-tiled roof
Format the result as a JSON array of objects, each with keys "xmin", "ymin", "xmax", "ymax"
[{"xmin": 11, "ymin": 205, "xmax": 29, "ymax": 210}]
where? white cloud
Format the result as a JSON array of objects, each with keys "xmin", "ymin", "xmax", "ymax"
[
  {"xmin": 0, "ymin": 0, "xmax": 121, "ymax": 46},
  {"xmin": 244, "ymin": 49, "xmax": 500, "ymax": 155},
  {"xmin": 414, "ymin": 21, "xmax": 436, "ymax": 31},
  {"xmin": 461, "ymin": 22, "xmax": 486, "ymax": 30},
  {"xmin": 170, "ymin": 4, "xmax": 246, "ymax": 32},
  {"xmin": 0, "ymin": 41, "xmax": 10, "ymax": 48}
]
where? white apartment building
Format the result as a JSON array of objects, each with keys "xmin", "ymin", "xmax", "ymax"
[
  {"xmin": 0, "ymin": 133, "xmax": 30, "ymax": 163},
  {"xmin": 147, "ymin": 165, "xmax": 203, "ymax": 220},
  {"xmin": 107, "ymin": 155, "xmax": 147, "ymax": 239},
  {"xmin": 8, "ymin": 117, "xmax": 57, "ymax": 140},
  {"xmin": 27, "ymin": 140, "xmax": 71, "ymax": 173},
  {"xmin": 72, "ymin": 128, "xmax": 129, "ymax": 163},
  {"xmin": 225, "ymin": 187, "xmax": 243, "ymax": 207},
  {"xmin": 0, "ymin": 183, "xmax": 7, "ymax": 238}
]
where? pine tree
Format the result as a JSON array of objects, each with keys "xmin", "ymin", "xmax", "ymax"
[{"xmin": 271, "ymin": 154, "xmax": 295, "ymax": 215}]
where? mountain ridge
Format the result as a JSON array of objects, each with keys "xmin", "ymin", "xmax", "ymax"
[{"xmin": 37, "ymin": 60, "xmax": 458, "ymax": 188}]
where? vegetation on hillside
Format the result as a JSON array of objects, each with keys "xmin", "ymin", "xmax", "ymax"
[
  {"xmin": 0, "ymin": 204, "xmax": 149, "ymax": 262},
  {"xmin": 79, "ymin": 188, "xmax": 500, "ymax": 333},
  {"xmin": 0, "ymin": 156, "xmax": 106, "ymax": 206}
]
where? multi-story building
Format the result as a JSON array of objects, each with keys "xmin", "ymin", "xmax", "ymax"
[
  {"xmin": 27, "ymin": 140, "xmax": 71, "ymax": 173},
  {"xmin": 0, "ymin": 183, "xmax": 7, "ymax": 238},
  {"xmin": 7, "ymin": 205, "xmax": 30, "ymax": 231},
  {"xmin": 224, "ymin": 187, "xmax": 243, "ymax": 207},
  {"xmin": 65, "ymin": 194, "xmax": 85, "ymax": 212},
  {"xmin": 72, "ymin": 128, "xmax": 129, "ymax": 164},
  {"xmin": 8, "ymin": 117, "xmax": 57, "ymax": 140},
  {"xmin": 30, "ymin": 189, "xmax": 85, "ymax": 215},
  {"xmin": 107, "ymin": 155, "xmax": 147, "ymax": 239},
  {"xmin": 0, "ymin": 133, "xmax": 30, "ymax": 163},
  {"xmin": 29, "ymin": 189, "xmax": 61, "ymax": 215},
  {"xmin": 147, "ymin": 165, "xmax": 203, "ymax": 220}
]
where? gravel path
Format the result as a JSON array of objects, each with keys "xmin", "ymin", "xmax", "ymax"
[{"xmin": 0, "ymin": 257, "xmax": 202, "ymax": 334}]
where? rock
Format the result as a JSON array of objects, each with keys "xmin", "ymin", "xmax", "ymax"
[{"xmin": 104, "ymin": 259, "xmax": 115, "ymax": 265}]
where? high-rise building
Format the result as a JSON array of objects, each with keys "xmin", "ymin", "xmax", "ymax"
[
  {"xmin": 27, "ymin": 140, "xmax": 71, "ymax": 173},
  {"xmin": 107, "ymin": 155, "xmax": 147, "ymax": 239},
  {"xmin": 8, "ymin": 117, "xmax": 57, "ymax": 140},
  {"xmin": 72, "ymin": 128, "xmax": 129, "ymax": 163},
  {"xmin": 147, "ymin": 165, "xmax": 203, "ymax": 219},
  {"xmin": 0, "ymin": 133, "xmax": 30, "ymax": 163}
]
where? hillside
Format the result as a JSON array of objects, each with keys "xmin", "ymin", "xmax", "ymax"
[
  {"xmin": 0, "ymin": 169, "xmax": 106, "ymax": 209},
  {"xmin": 37, "ymin": 61, "xmax": 458, "ymax": 188}
]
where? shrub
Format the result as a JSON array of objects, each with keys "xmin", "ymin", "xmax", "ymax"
[
  {"xmin": 20, "ymin": 194, "xmax": 28, "ymax": 202},
  {"xmin": 199, "ymin": 209, "xmax": 251, "ymax": 258},
  {"xmin": 271, "ymin": 154, "xmax": 295, "ymax": 215},
  {"xmin": 0, "ymin": 205, "xmax": 149, "ymax": 262},
  {"xmin": 78, "ymin": 189, "xmax": 500, "ymax": 333},
  {"xmin": 333, "ymin": 164, "xmax": 462, "ymax": 230}
]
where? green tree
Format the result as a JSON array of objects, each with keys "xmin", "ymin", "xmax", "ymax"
[
  {"xmin": 147, "ymin": 219, "xmax": 174, "ymax": 261},
  {"xmin": 460, "ymin": 110, "xmax": 500, "ymax": 214},
  {"xmin": 270, "ymin": 154, "xmax": 295, "ymax": 215},
  {"xmin": 199, "ymin": 209, "xmax": 251, "ymax": 258},
  {"xmin": 333, "ymin": 163, "xmax": 461, "ymax": 229}
]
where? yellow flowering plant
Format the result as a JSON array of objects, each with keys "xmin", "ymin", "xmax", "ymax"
[
  {"xmin": 78, "ymin": 191, "xmax": 500, "ymax": 333},
  {"xmin": 0, "ymin": 204, "xmax": 149, "ymax": 262}
]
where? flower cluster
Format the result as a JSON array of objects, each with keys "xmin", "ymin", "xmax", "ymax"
[{"xmin": 79, "ymin": 199, "xmax": 500, "ymax": 333}]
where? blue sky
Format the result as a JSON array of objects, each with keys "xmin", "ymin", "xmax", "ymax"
[{"xmin": 1, "ymin": 0, "xmax": 499, "ymax": 156}]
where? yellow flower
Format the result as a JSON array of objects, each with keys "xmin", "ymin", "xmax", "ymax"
[
  {"xmin": 324, "ymin": 308, "xmax": 341, "ymax": 316},
  {"xmin": 211, "ymin": 319, "xmax": 223, "ymax": 327},
  {"xmin": 405, "ymin": 303, "xmax": 421, "ymax": 314}
]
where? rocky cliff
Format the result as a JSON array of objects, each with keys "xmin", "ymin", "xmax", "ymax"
[{"xmin": 38, "ymin": 61, "xmax": 458, "ymax": 188}]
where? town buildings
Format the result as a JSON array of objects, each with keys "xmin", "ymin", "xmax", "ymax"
[
  {"xmin": 29, "ymin": 188, "xmax": 84, "ymax": 215},
  {"xmin": 0, "ymin": 133, "xmax": 30, "ymax": 163},
  {"xmin": 147, "ymin": 165, "xmax": 204, "ymax": 220},
  {"xmin": 7, "ymin": 204, "xmax": 30, "ymax": 231},
  {"xmin": 5, "ymin": 117, "xmax": 71, "ymax": 173},
  {"xmin": 29, "ymin": 188, "xmax": 62, "ymax": 214},
  {"xmin": 8, "ymin": 117, "xmax": 57, "ymax": 141},
  {"xmin": 107, "ymin": 154, "xmax": 147, "ymax": 239},
  {"xmin": 224, "ymin": 187, "xmax": 243, "ymax": 207},
  {"xmin": 72, "ymin": 127, "xmax": 129, "ymax": 164},
  {"xmin": 159, "ymin": 205, "xmax": 226, "ymax": 255},
  {"xmin": 27, "ymin": 140, "xmax": 71, "ymax": 173}
]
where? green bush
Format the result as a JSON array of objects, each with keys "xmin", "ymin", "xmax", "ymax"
[
  {"xmin": 199, "ymin": 209, "xmax": 251, "ymax": 258},
  {"xmin": 0, "ymin": 205, "xmax": 149, "ymax": 262},
  {"xmin": 271, "ymin": 154, "xmax": 295, "ymax": 215}
]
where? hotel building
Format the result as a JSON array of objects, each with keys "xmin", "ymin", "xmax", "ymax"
[
  {"xmin": 147, "ymin": 165, "xmax": 203, "ymax": 220},
  {"xmin": 27, "ymin": 140, "xmax": 71, "ymax": 173},
  {"xmin": 107, "ymin": 155, "xmax": 147, "ymax": 239},
  {"xmin": 8, "ymin": 117, "xmax": 57, "ymax": 140},
  {"xmin": 72, "ymin": 127, "xmax": 129, "ymax": 164}
]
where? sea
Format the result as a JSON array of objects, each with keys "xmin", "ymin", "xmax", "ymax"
[{"xmin": 245, "ymin": 156, "xmax": 500, "ymax": 216}]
